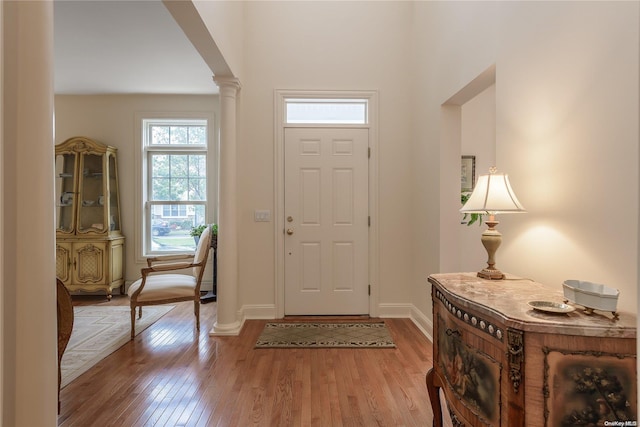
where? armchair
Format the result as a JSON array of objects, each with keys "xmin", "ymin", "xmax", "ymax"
[
  {"xmin": 57, "ymin": 277, "xmax": 74, "ymax": 413},
  {"xmin": 128, "ymin": 225, "xmax": 212, "ymax": 339}
]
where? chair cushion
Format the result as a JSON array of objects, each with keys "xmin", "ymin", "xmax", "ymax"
[{"xmin": 128, "ymin": 274, "xmax": 197, "ymax": 302}]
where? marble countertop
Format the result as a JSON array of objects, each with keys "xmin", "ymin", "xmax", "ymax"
[{"xmin": 428, "ymin": 272, "xmax": 636, "ymax": 338}]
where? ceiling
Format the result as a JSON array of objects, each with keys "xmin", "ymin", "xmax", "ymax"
[{"xmin": 54, "ymin": 0, "xmax": 218, "ymax": 95}]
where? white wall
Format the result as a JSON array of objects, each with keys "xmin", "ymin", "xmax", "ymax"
[
  {"xmin": 55, "ymin": 94, "xmax": 219, "ymax": 287},
  {"xmin": 413, "ymin": 1, "xmax": 639, "ymax": 314}
]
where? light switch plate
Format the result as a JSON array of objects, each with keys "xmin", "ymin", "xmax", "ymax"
[{"xmin": 254, "ymin": 210, "xmax": 271, "ymax": 222}]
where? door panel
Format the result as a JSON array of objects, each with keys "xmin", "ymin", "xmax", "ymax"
[
  {"xmin": 284, "ymin": 128, "xmax": 369, "ymax": 315},
  {"xmin": 74, "ymin": 242, "xmax": 105, "ymax": 284}
]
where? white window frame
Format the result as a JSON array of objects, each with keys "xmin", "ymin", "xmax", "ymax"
[{"xmin": 135, "ymin": 112, "xmax": 217, "ymax": 259}]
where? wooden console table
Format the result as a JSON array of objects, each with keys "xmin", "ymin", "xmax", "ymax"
[{"xmin": 426, "ymin": 273, "xmax": 636, "ymax": 427}]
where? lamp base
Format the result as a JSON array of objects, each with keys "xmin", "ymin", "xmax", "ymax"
[
  {"xmin": 477, "ymin": 268, "xmax": 505, "ymax": 280},
  {"xmin": 478, "ymin": 217, "xmax": 505, "ymax": 280}
]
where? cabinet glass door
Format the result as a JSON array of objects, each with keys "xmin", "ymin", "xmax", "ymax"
[
  {"xmin": 108, "ymin": 154, "xmax": 120, "ymax": 231},
  {"xmin": 78, "ymin": 152, "xmax": 105, "ymax": 232},
  {"xmin": 55, "ymin": 152, "xmax": 77, "ymax": 233}
]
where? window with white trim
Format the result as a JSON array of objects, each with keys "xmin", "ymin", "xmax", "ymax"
[{"xmin": 142, "ymin": 118, "xmax": 209, "ymax": 255}]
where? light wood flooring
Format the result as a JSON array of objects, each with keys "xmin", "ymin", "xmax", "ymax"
[{"xmin": 58, "ymin": 296, "xmax": 436, "ymax": 426}]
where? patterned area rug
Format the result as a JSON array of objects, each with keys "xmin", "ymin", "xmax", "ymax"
[
  {"xmin": 255, "ymin": 322, "xmax": 396, "ymax": 348},
  {"xmin": 61, "ymin": 305, "xmax": 174, "ymax": 387}
]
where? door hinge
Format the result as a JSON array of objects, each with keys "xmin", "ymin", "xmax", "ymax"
[
  {"xmin": 368, "ymin": 147, "xmax": 371, "ymax": 158},
  {"xmin": 368, "ymin": 216, "xmax": 371, "ymax": 227},
  {"xmin": 368, "ymin": 284, "xmax": 371, "ymax": 296}
]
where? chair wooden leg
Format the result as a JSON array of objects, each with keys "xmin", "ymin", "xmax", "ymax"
[
  {"xmin": 194, "ymin": 300, "xmax": 200, "ymax": 331},
  {"xmin": 130, "ymin": 305, "xmax": 136, "ymax": 340},
  {"xmin": 138, "ymin": 306, "xmax": 142, "ymax": 319}
]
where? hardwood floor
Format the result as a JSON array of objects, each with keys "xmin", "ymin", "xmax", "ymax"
[{"xmin": 58, "ymin": 296, "xmax": 436, "ymax": 426}]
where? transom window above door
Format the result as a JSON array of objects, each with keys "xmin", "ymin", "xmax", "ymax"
[{"xmin": 284, "ymin": 98, "xmax": 368, "ymax": 124}]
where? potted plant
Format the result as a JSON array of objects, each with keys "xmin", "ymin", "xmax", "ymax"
[
  {"xmin": 461, "ymin": 193, "xmax": 483, "ymax": 226},
  {"xmin": 190, "ymin": 223, "xmax": 218, "ymax": 245}
]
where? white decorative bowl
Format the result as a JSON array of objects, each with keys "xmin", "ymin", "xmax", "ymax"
[{"xmin": 562, "ymin": 279, "xmax": 619, "ymax": 314}]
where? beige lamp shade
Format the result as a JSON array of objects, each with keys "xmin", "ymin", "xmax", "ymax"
[{"xmin": 460, "ymin": 171, "xmax": 526, "ymax": 214}]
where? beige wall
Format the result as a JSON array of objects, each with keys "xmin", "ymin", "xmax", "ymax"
[
  {"xmin": 55, "ymin": 94, "xmax": 219, "ymax": 286},
  {"xmin": 459, "ymin": 85, "xmax": 496, "ymax": 271},
  {"xmin": 2, "ymin": 1, "xmax": 58, "ymax": 425},
  {"xmin": 238, "ymin": 1, "xmax": 415, "ymax": 313},
  {"xmin": 195, "ymin": 0, "xmax": 639, "ymax": 325},
  {"xmin": 192, "ymin": 0, "xmax": 245, "ymax": 79},
  {"xmin": 413, "ymin": 1, "xmax": 639, "ymax": 315}
]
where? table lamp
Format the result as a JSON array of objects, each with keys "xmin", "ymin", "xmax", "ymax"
[{"xmin": 460, "ymin": 166, "xmax": 526, "ymax": 279}]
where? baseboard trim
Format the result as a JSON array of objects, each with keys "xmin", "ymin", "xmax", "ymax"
[
  {"xmin": 409, "ymin": 305, "xmax": 434, "ymax": 343},
  {"xmin": 216, "ymin": 303, "xmax": 434, "ymax": 343},
  {"xmin": 377, "ymin": 303, "xmax": 413, "ymax": 318},
  {"xmin": 240, "ymin": 304, "xmax": 277, "ymax": 319}
]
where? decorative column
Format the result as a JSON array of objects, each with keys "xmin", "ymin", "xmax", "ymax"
[
  {"xmin": 210, "ymin": 76, "xmax": 242, "ymax": 335},
  {"xmin": 3, "ymin": 1, "xmax": 57, "ymax": 424}
]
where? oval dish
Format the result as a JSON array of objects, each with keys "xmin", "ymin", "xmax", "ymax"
[{"xmin": 527, "ymin": 300, "xmax": 575, "ymax": 314}]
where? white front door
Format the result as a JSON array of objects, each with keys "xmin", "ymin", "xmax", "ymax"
[{"xmin": 284, "ymin": 127, "xmax": 369, "ymax": 315}]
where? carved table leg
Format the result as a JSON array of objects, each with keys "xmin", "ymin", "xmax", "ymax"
[{"xmin": 426, "ymin": 368, "xmax": 443, "ymax": 427}]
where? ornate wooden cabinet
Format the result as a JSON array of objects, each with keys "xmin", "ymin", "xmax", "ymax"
[
  {"xmin": 426, "ymin": 273, "xmax": 636, "ymax": 427},
  {"xmin": 55, "ymin": 137, "xmax": 124, "ymax": 300}
]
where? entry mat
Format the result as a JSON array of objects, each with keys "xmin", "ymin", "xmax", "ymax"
[{"xmin": 255, "ymin": 321, "xmax": 396, "ymax": 348}]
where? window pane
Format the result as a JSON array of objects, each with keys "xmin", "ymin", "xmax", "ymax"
[
  {"xmin": 189, "ymin": 126, "xmax": 207, "ymax": 144},
  {"xmin": 152, "ymin": 178, "xmax": 171, "ymax": 200},
  {"xmin": 188, "ymin": 155, "xmax": 206, "ymax": 177},
  {"xmin": 150, "ymin": 204, "xmax": 206, "ymax": 252},
  {"xmin": 160, "ymin": 205, "xmax": 189, "ymax": 217},
  {"xmin": 170, "ymin": 155, "xmax": 189, "ymax": 177},
  {"xmin": 152, "ymin": 154, "xmax": 170, "ymax": 176},
  {"xmin": 151, "ymin": 154, "xmax": 206, "ymax": 201},
  {"xmin": 170, "ymin": 126, "xmax": 188, "ymax": 145},
  {"xmin": 286, "ymin": 99, "xmax": 367, "ymax": 124},
  {"xmin": 151, "ymin": 126, "xmax": 170, "ymax": 145},
  {"xmin": 189, "ymin": 177, "xmax": 206, "ymax": 201}
]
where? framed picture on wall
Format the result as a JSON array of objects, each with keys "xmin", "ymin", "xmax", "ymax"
[{"xmin": 461, "ymin": 155, "xmax": 476, "ymax": 192}]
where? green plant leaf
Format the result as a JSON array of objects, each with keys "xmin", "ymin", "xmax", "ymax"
[
  {"xmin": 461, "ymin": 193, "xmax": 483, "ymax": 226},
  {"xmin": 190, "ymin": 223, "xmax": 218, "ymax": 237}
]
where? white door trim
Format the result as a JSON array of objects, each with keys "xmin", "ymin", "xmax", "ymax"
[{"xmin": 274, "ymin": 89, "xmax": 379, "ymax": 318}]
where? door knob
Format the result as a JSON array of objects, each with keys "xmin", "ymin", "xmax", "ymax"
[{"xmin": 286, "ymin": 228, "xmax": 294, "ymax": 235}]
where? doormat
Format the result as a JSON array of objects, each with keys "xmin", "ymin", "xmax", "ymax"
[{"xmin": 255, "ymin": 321, "xmax": 396, "ymax": 348}]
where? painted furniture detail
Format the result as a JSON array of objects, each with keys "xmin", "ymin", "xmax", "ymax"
[{"xmin": 426, "ymin": 273, "xmax": 636, "ymax": 427}]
